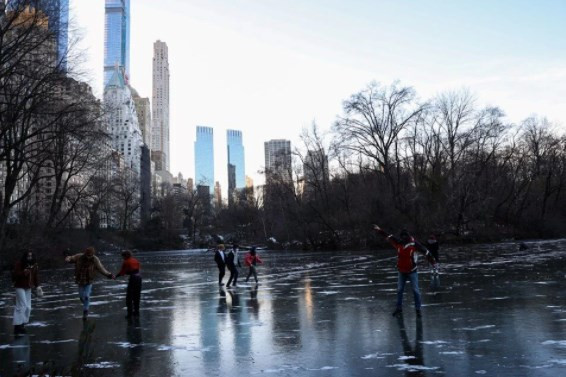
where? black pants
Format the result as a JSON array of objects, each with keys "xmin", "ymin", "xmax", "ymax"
[
  {"xmin": 227, "ymin": 266, "xmax": 239, "ymax": 286},
  {"xmin": 246, "ymin": 265, "xmax": 258, "ymax": 283},
  {"xmin": 126, "ymin": 275, "xmax": 142, "ymax": 315},
  {"xmin": 217, "ymin": 265, "xmax": 226, "ymax": 284}
]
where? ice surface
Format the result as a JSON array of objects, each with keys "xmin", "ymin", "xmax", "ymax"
[{"xmin": 0, "ymin": 241, "xmax": 565, "ymax": 376}]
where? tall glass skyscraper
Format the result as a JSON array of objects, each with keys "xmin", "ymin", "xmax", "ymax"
[
  {"xmin": 227, "ymin": 130, "xmax": 245, "ymax": 189},
  {"xmin": 195, "ymin": 126, "xmax": 214, "ymax": 191},
  {"xmin": 104, "ymin": 0, "xmax": 130, "ymax": 86},
  {"xmin": 8, "ymin": 0, "xmax": 69, "ymax": 71}
]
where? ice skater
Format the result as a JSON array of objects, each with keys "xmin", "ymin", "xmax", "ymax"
[
  {"xmin": 426, "ymin": 235, "xmax": 441, "ymax": 290},
  {"xmin": 226, "ymin": 243, "xmax": 241, "ymax": 288},
  {"xmin": 373, "ymin": 225, "xmax": 437, "ymax": 317},
  {"xmin": 244, "ymin": 247, "xmax": 263, "ymax": 284},
  {"xmin": 214, "ymin": 244, "xmax": 227, "ymax": 286},
  {"xmin": 65, "ymin": 247, "xmax": 114, "ymax": 320},
  {"xmin": 12, "ymin": 250, "xmax": 40, "ymax": 335},
  {"xmin": 115, "ymin": 250, "xmax": 142, "ymax": 319}
]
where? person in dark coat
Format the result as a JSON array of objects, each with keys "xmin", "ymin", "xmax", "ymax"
[
  {"xmin": 12, "ymin": 250, "xmax": 40, "ymax": 335},
  {"xmin": 214, "ymin": 244, "xmax": 227, "ymax": 286},
  {"xmin": 426, "ymin": 235, "xmax": 440, "ymax": 263},
  {"xmin": 226, "ymin": 243, "xmax": 242, "ymax": 288}
]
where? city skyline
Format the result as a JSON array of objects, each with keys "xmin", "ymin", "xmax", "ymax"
[{"xmin": 73, "ymin": 0, "xmax": 566, "ymax": 190}]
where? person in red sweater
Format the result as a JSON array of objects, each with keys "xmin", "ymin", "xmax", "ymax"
[
  {"xmin": 116, "ymin": 250, "xmax": 142, "ymax": 318},
  {"xmin": 373, "ymin": 225, "xmax": 437, "ymax": 317},
  {"xmin": 244, "ymin": 247, "xmax": 263, "ymax": 284},
  {"xmin": 12, "ymin": 250, "xmax": 40, "ymax": 335}
]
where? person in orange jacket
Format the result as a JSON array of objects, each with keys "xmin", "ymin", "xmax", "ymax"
[
  {"xmin": 373, "ymin": 225, "xmax": 437, "ymax": 317},
  {"xmin": 244, "ymin": 247, "xmax": 263, "ymax": 284},
  {"xmin": 116, "ymin": 250, "xmax": 142, "ymax": 318}
]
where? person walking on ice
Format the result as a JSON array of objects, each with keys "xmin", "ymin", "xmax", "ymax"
[
  {"xmin": 373, "ymin": 225, "xmax": 437, "ymax": 317},
  {"xmin": 226, "ymin": 243, "xmax": 241, "ymax": 288},
  {"xmin": 65, "ymin": 247, "xmax": 114, "ymax": 320},
  {"xmin": 115, "ymin": 250, "xmax": 142, "ymax": 319},
  {"xmin": 245, "ymin": 247, "xmax": 263, "ymax": 284}
]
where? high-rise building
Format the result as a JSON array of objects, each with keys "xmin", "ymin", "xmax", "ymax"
[
  {"xmin": 6, "ymin": 1, "xmax": 69, "ymax": 71},
  {"xmin": 104, "ymin": 66, "xmax": 142, "ymax": 174},
  {"xmin": 226, "ymin": 130, "xmax": 245, "ymax": 188},
  {"xmin": 214, "ymin": 181, "xmax": 222, "ymax": 208},
  {"xmin": 264, "ymin": 139, "xmax": 292, "ymax": 183},
  {"xmin": 104, "ymin": 0, "xmax": 130, "ymax": 86},
  {"xmin": 195, "ymin": 126, "xmax": 214, "ymax": 190},
  {"xmin": 151, "ymin": 40, "xmax": 170, "ymax": 172},
  {"xmin": 133, "ymin": 94, "xmax": 151, "ymax": 146}
]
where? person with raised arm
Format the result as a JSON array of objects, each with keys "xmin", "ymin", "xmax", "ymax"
[
  {"xmin": 373, "ymin": 225, "xmax": 437, "ymax": 317},
  {"xmin": 65, "ymin": 247, "xmax": 114, "ymax": 320}
]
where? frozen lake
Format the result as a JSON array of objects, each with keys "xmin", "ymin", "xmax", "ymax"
[{"xmin": 1, "ymin": 241, "xmax": 565, "ymax": 376}]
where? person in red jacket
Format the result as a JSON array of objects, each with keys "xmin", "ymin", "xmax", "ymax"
[
  {"xmin": 116, "ymin": 250, "xmax": 142, "ymax": 318},
  {"xmin": 373, "ymin": 225, "xmax": 437, "ymax": 317},
  {"xmin": 12, "ymin": 250, "xmax": 40, "ymax": 335},
  {"xmin": 244, "ymin": 247, "xmax": 263, "ymax": 284}
]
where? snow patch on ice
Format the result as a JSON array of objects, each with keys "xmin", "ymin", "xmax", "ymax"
[
  {"xmin": 36, "ymin": 339, "xmax": 76, "ymax": 344},
  {"xmin": 361, "ymin": 352, "xmax": 394, "ymax": 359},
  {"xmin": 398, "ymin": 356, "xmax": 416, "ymax": 360},
  {"xmin": 26, "ymin": 321, "xmax": 49, "ymax": 327},
  {"xmin": 0, "ymin": 344, "xmax": 28, "ymax": 349},
  {"xmin": 542, "ymin": 340, "xmax": 566, "ymax": 347},
  {"xmin": 455, "ymin": 325, "xmax": 496, "ymax": 331},
  {"xmin": 306, "ymin": 366, "xmax": 338, "ymax": 371},
  {"xmin": 475, "ymin": 370, "xmax": 487, "ymax": 374},
  {"xmin": 387, "ymin": 364, "xmax": 439, "ymax": 371},
  {"xmin": 440, "ymin": 351, "xmax": 464, "ymax": 355},
  {"xmin": 84, "ymin": 361, "xmax": 120, "ymax": 369},
  {"xmin": 420, "ymin": 340, "xmax": 449, "ymax": 345}
]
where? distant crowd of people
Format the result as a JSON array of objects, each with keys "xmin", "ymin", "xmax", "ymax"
[{"xmin": 10, "ymin": 226, "xmax": 442, "ymax": 336}]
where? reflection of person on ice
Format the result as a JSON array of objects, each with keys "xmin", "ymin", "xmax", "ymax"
[
  {"xmin": 65, "ymin": 247, "xmax": 114, "ymax": 320},
  {"xmin": 245, "ymin": 247, "xmax": 263, "ymax": 284},
  {"xmin": 116, "ymin": 250, "xmax": 142, "ymax": 319},
  {"xmin": 373, "ymin": 225, "xmax": 437, "ymax": 317}
]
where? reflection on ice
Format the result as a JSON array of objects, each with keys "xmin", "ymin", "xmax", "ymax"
[{"xmin": 0, "ymin": 241, "xmax": 565, "ymax": 376}]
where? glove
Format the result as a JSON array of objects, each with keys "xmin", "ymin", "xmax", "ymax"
[{"xmin": 35, "ymin": 286, "xmax": 44, "ymax": 298}]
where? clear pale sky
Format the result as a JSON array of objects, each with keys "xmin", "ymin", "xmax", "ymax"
[{"xmin": 72, "ymin": 0, "xmax": 566, "ymax": 189}]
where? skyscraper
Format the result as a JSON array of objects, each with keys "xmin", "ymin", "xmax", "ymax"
[
  {"xmin": 227, "ymin": 129, "xmax": 245, "ymax": 188},
  {"xmin": 264, "ymin": 139, "xmax": 292, "ymax": 183},
  {"xmin": 104, "ymin": 0, "xmax": 130, "ymax": 86},
  {"xmin": 104, "ymin": 66, "xmax": 142, "ymax": 174},
  {"xmin": 195, "ymin": 126, "xmax": 214, "ymax": 190},
  {"xmin": 151, "ymin": 40, "xmax": 170, "ymax": 172},
  {"xmin": 8, "ymin": 0, "xmax": 69, "ymax": 71},
  {"xmin": 133, "ymin": 94, "xmax": 151, "ymax": 146}
]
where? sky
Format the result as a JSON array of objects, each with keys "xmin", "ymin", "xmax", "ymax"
[{"xmin": 71, "ymin": 0, "xmax": 566, "ymax": 191}]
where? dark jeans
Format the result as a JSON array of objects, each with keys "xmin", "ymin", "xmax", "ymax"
[
  {"xmin": 127, "ymin": 275, "xmax": 142, "ymax": 315},
  {"xmin": 397, "ymin": 271, "xmax": 421, "ymax": 310},
  {"xmin": 217, "ymin": 265, "xmax": 226, "ymax": 284},
  {"xmin": 227, "ymin": 266, "xmax": 239, "ymax": 286},
  {"xmin": 246, "ymin": 265, "xmax": 258, "ymax": 283}
]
